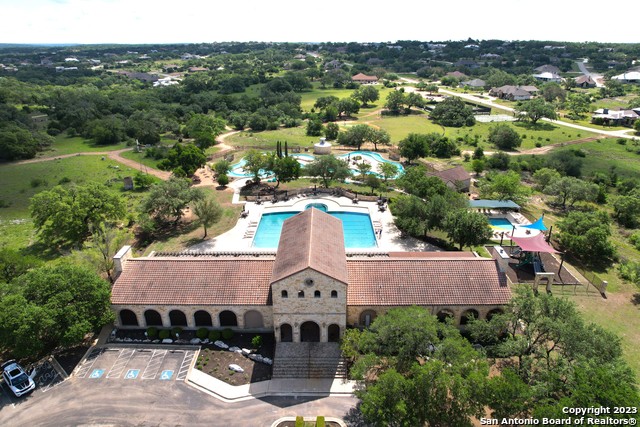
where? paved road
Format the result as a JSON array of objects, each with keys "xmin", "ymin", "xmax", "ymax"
[{"xmin": 576, "ymin": 59, "xmax": 604, "ymax": 87}]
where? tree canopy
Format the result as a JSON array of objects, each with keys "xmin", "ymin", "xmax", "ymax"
[
  {"xmin": 429, "ymin": 97, "xmax": 475, "ymax": 127},
  {"xmin": 488, "ymin": 123, "xmax": 522, "ymax": 150},
  {"xmin": 140, "ymin": 177, "xmax": 204, "ymax": 225},
  {"xmin": 514, "ymin": 98, "xmax": 557, "ymax": 124},
  {"xmin": 304, "ymin": 155, "xmax": 351, "ymax": 188}
]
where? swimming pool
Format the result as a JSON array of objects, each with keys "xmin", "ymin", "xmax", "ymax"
[
  {"xmin": 489, "ymin": 218, "xmax": 516, "ymax": 230},
  {"xmin": 252, "ymin": 211, "xmax": 376, "ymax": 248}
]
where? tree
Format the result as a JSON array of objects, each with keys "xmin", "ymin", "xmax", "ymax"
[
  {"xmin": 184, "ymin": 114, "xmax": 226, "ymax": 149},
  {"xmin": 304, "ymin": 155, "xmax": 351, "ymax": 188},
  {"xmin": 546, "ymin": 150, "xmax": 583, "ymax": 177},
  {"xmin": 243, "ymin": 150, "xmax": 268, "ymax": 183},
  {"xmin": 141, "ymin": 177, "xmax": 204, "ymax": 225},
  {"xmin": 356, "ymin": 161, "xmax": 371, "ymax": 181},
  {"xmin": 471, "ymin": 158, "xmax": 485, "ymax": 176},
  {"xmin": 369, "ymin": 128, "xmax": 391, "ymax": 151},
  {"xmin": 0, "ymin": 263, "xmax": 113, "ymax": 358},
  {"xmin": 514, "ymin": 98, "xmax": 557, "ymax": 124},
  {"xmin": 0, "ymin": 124, "xmax": 40, "ymax": 160},
  {"xmin": 488, "ymin": 123, "xmax": 522, "ymax": 150},
  {"xmin": 81, "ymin": 224, "xmax": 131, "ymax": 284},
  {"xmin": 352, "ymin": 85, "xmax": 379, "ymax": 107},
  {"xmin": 541, "ymin": 82, "xmax": 566, "ymax": 102},
  {"xmin": 378, "ymin": 162, "xmax": 398, "ymax": 182},
  {"xmin": 364, "ymin": 174, "xmax": 381, "ymax": 193},
  {"xmin": 192, "ymin": 196, "xmax": 223, "ymax": 238},
  {"xmin": 566, "ymin": 93, "xmax": 592, "ymax": 119},
  {"xmin": 613, "ymin": 193, "xmax": 640, "ymax": 228},
  {"xmin": 30, "ymin": 183, "xmax": 126, "ymax": 247},
  {"xmin": 0, "ymin": 248, "xmax": 41, "ymax": 284},
  {"xmin": 335, "ymin": 98, "xmax": 360, "ymax": 118},
  {"xmin": 158, "ymin": 143, "xmax": 206, "ymax": 177},
  {"xmin": 337, "ymin": 124, "xmax": 372, "ymax": 150},
  {"xmin": 314, "ymin": 95, "xmax": 339, "ymax": 110},
  {"xmin": 398, "ymin": 133, "xmax": 429, "ymax": 163},
  {"xmin": 430, "ymin": 97, "xmax": 476, "ymax": 127},
  {"xmin": 133, "ymin": 172, "xmax": 156, "ymax": 190},
  {"xmin": 306, "ymin": 118, "xmax": 324, "ymax": 136},
  {"xmin": 384, "ymin": 90, "xmax": 406, "ymax": 115},
  {"xmin": 267, "ymin": 155, "xmax": 301, "ymax": 187},
  {"xmin": 87, "ymin": 116, "xmax": 125, "ymax": 145},
  {"xmin": 557, "ymin": 210, "xmax": 616, "ymax": 266},
  {"xmin": 213, "ymin": 159, "xmax": 231, "ymax": 176},
  {"xmin": 443, "ymin": 210, "xmax": 493, "ymax": 250},
  {"xmin": 479, "ymin": 170, "xmax": 530, "ymax": 204},
  {"xmin": 217, "ymin": 173, "xmax": 229, "ymax": 187},
  {"xmin": 532, "ymin": 167, "xmax": 561, "ymax": 191},
  {"xmin": 544, "ymin": 176, "xmax": 598, "ymax": 209},
  {"xmin": 324, "ymin": 122, "xmax": 339, "ymax": 140}
]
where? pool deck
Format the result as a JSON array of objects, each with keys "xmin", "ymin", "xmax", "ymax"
[{"xmin": 187, "ymin": 178, "xmax": 439, "ymax": 253}]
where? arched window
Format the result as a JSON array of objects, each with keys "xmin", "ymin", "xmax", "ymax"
[
  {"xmin": 219, "ymin": 310, "xmax": 238, "ymax": 327},
  {"xmin": 169, "ymin": 310, "xmax": 188, "ymax": 327},
  {"xmin": 244, "ymin": 310, "xmax": 264, "ymax": 328},
  {"xmin": 300, "ymin": 321, "xmax": 320, "ymax": 342},
  {"xmin": 144, "ymin": 309, "xmax": 163, "ymax": 327},
  {"xmin": 436, "ymin": 309, "xmax": 454, "ymax": 323},
  {"xmin": 331, "ymin": 290, "xmax": 338, "ymax": 298},
  {"xmin": 298, "ymin": 290, "xmax": 305, "ymax": 298},
  {"xmin": 486, "ymin": 308, "xmax": 504, "ymax": 321},
  {"xmin": 281, "ymin": 290, "xmax": 288, "ymax": 298},
  {"xmin": 194, "ymin": 310, "xmax": 213, "ymax": 327},
  {"xmin": 359, "ymin": 310, "xmax": 377, "ymax": 327},
  {"xmin": 119, "ymin": 309, "xmax": 138, "ymax": 326},
  {"xmin": 460, "ymin": 309, "xmax": 479, "ymax": 326},
  {"xmin": 314, "ymin": 290, "xmax": 321, "ymax": 298}
]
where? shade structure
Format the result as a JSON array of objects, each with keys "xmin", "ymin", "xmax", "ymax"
[
  {"xmin": 520, "ymin": 216, "xmax": 548, "ymax": 231},
  {"xmin": 469, "ymin": 199, "xmax": 521, "ymax": 210},
  {"xmin": 508, "ymin": 233, "xmax": 559, "ymax": 253}
]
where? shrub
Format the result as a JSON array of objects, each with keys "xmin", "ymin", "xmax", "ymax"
[
  {"xmin": 535, "ymin": 142, "xmax": 542, "ymax": 148},
  {"xmin": 316, "ymin": 416, "xmax": 326, "ymax": 427},
  {"xmin": 171, "ymin": 327, "xmax": 183, "ymax": 339},
  {"xmin": 251, "ymin": 335, "xmax": 263, "ymax": 349},
  {"xmin": 208, "ymin": 330, "xmax": 221, "ymax": 341},
  {"xmin": 30, "ymin": 177, "xmax": 47, "ymax": 188},
  {"xmin": 146, "ymin": 327, "xmax": 158, "ymax": 339},
  {"xmin": 217, "ymin": 174, "xmax": 229, "ymax": 187},
  {"xmin": 158, "ymin": 329, "xmax": 171, "ymax": 340},
  {"xmin": 618, "ymin": 138, "xmax": 627, "ymax": 145},
  {"xmin": 58, "ymin": 177, "xmax": 72, "ymax": 185},
  {"xmin": 222, "ymin": 328, "xmax": 234, "ymax": 340},
  {"xmin": 618, "ymin": 261, "xmax": 640, "ymax": 285},
  {"xmin": 196, "ymin": 328, "xmax": 209, "ymax": 339},
  {"xmin": 295, "ymin": 416, "xmax": 304, "ymax": 427},
  {"xmin": 629, "ymin": 232, "xmax": 640, "ymax": 251}
]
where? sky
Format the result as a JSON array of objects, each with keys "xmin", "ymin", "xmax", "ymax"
[{"xmin": 1, "ymin": 0, "xmax": 637, "ymax": 45}]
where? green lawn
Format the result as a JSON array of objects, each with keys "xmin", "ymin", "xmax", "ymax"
[
  {"xmin": 226, "ymin": 127, "xmax": 320, "ymax": 150},
  {"xmin": 0, "ymin": 156, "xmax": 146, "ymax": 251},
  {"xmin": 299, "ymin": 83, "xmax": 394, "ymax": 112},
  {"xmin": 555, "ymin": 138, "xmax": 640, "ymax": 179},
  {"xmin": 119, "ymin": 149, "xmax": 163, "ymax": 169},
  {"xmin": 40, "ymin": 133, "xmax": 126, "ymax": 157}
]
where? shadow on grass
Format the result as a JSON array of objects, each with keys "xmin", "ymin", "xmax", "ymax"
[
  {"xmin": 631, "ymin": 294, "xmax": 640, "ymax": 306},
  {"xmin": 514, "ymin": 121, "xmax": 556, "ymax": 132}
]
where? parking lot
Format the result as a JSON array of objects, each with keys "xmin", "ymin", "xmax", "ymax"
[
  {"xmin": 73, "ymin": 346, "xmax": 197, "ymax": 382},
  {"xmin": 0, "ymin": 359, "xmax": 66, "ymax": 408}
]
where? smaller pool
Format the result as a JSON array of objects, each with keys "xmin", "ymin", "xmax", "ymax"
[
  {"xmin": 489, "ymin": 218, "xmax": 516, "ymax": 230},
  {"xmin": 305, "ymin": 203, "xmax": 328, "ymax": 212}
]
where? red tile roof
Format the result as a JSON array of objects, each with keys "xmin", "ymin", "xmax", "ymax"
[
  {"xmin": 346, "ymin": 258, "xmax": 510, "ymax": 306},
  {"xmin": 111, "ymin": 258, "xmax": 274, "ymax": 306},
  {"xmin": 351, "ymin": 73, "xmax": 378, "ymax": 81},
  {"xmin": 271, "ymin": 209, "xmax": 348, "ymax": 284}
]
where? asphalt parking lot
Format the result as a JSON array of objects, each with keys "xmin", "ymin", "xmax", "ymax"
[
  {"xmin": 73, "ymin": 346, "xmax": 197, "ymax": 382},
  {"xmin": 0, "ymin": 359, "xmax": 66, "ymax": 408}
]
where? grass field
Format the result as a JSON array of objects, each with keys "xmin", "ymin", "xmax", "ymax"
[
  {"xmin": 299, "ymin": 83, "xmax": 394, "ymax": 112},
  {"xmin": 39, "ymin": 133, "xmax": 126, "ymax": 157},
  {"xmin": 555, "ymin": 137, "xmax": 640, "ymax": 179},
  {"xmin": 119, "ymin": 149, "xmax": 163, "ymax": 169},
  {"xmin": 0, "ymin": 156, "xmax": 145, "ymax": 251},
  {"xmin": 226, "ymin": 127, "xmax": 320, "ymax": 150}
]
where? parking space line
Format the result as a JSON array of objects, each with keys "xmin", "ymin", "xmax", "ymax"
[
  {"xmin": 106, "ymin": 348, "xmax": 135, "ymax": 378},
  {"xmin": 142, "ymin": 349, "xmax": 167, "ymax": 379},
  {"xmin": 176, "ymin": 350, "xmax": 196, "ymax": 381},
  {"xmin": 74, "ymin": 348, "xmax": 104, "ymax": 378}
]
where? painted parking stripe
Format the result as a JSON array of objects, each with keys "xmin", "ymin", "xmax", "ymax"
[
  {"xmin": 107, "ymin": 348, "xmax": 135, "ymax": 378},
  {"xmin": 176, "ymin": 350, "xmax": 196, "ymax": 381},
  {"xmin": 124, "ymin": 369, "xmax": 140, "ymax": 380},
  {"xmin": 89, "ymin": 369, "xmax": 105, "ymax": 379},
  {"xmin": 74, "ymin": 348, "xmax": 103, "ymax": 378},
  {"xmin": 159, "ymin": 370, "xmax": 173, "ymax": 380},
  {"xmin": 142, "ymin": 350, "xmax": 167, "ymax": 379}
]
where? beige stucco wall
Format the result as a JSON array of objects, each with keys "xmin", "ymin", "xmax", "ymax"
[
  {"xmin": 271, "ymin": 268, "xmax": 348, "ymax": 342},
  {"xmin": 112, "ymin": 304, "xmax": 274, "ymax": 332}
]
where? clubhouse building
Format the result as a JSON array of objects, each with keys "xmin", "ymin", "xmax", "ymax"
[{"xmin": 111, "ymin": 208, "xmax": 511, "ymax": 343}]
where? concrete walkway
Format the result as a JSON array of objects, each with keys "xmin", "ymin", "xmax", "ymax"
[{"xmin": 188, "ymin": 369, "xmax": 357, "ymax": 403}]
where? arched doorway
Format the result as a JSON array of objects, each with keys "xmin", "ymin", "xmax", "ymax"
[
  {"xmin": 486, "ymin": 308, "xmax": 504, "ymax": 321},
  {"xmin": 244, "ymin": 310, "xmax": 264, "ymax": 328},
  {"xmin": 120, "ymin": 309, "xmax": 138, "ymax": 326},
  {"xmin": 300, "ymin": 321, "xmax": 320, "ymax": 342},
  {"xmin": 460, "ymin": 309, "xmax": 479, "ymax": 326},
  {"xmin": 436, "ymin": 309, "xmax": 454, "ymax": 323},
  {"xmin": 280, "ymin": 323, "xmax": 293, "ymax": 342},
  {"xmin": 194, "ymin": 310, "xmax": 213, "ymax": 327},
  {"xmin": 328, "ymin": 324, "xmax": 340, "ymax": 342},
  {"xmin": 359, "ymin": 310, "xmax": 377, "ymax": 327},
  {"xmin": 144, "ymin": 309, "xmax": 163, "ymax": 327},
  {"xmin": 219, "ymin": 310, "xmax": 238, "ymax": 327},
  {"xmin": 169, "ymin": 310, "xmax": 188, "ymax": 327}
]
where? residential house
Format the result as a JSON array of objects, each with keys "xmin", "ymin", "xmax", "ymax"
[
  {"xmin": 591, "ymin": 108, "xmax": 639, "ymax": 127},
  {"xmin": 575, "ymin": 75, "xmax": 596, "ymax": 88},
  {"xmin": 454, "ymin": 59, "xmax": 479, "ymax": 69},
  {"xmin": 612, "ymin": 72, "xmax": 640, "ymax": 83},
  {"xmin": 446, "ymin": 71, "xmax": 468, "ymax": 80},
  {"xmin": 460, "ymin": 78, "xmax": 486, "ymax": 89},
  {"xmin": 490, "ymin": 85, "xmax": 533, "ymax": 101},
  {"xmin": 427, "ymin": 166, "xmax": 472, "ymax": 192},
  {"xmin": 533, "ymin": 72, "xmax": 563, "ymax": 83},
  {"xmin": 535, "ymin": 65, "xmax": 561, "ymax": 74}
]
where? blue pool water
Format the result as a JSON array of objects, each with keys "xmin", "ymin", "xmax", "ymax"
[
  {"xmin": 305, "ymin": 203, "xmax": 328, "ymax": 212},
  {"xmin": 252, "ymin": 211, "xmax": 377, "ymax": 248},
  {"xmin": 489, "ymin": 218, "xmax": 515, "ymax": 229}
]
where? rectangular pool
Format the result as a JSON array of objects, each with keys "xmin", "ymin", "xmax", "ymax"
[
  {"xmin": 489, "ymin": 217, "xmax": 515, "ymax": 230},
  {"xmin": 252, "ymin": 211, "xmax": 377, "ymax": 249}
]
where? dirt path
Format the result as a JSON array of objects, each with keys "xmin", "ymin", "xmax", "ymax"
[{"xmin": 463, "ymin": 135, "xmax": 606, "ymax": 157}]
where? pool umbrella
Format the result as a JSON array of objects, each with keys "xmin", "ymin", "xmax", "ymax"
[{"xmin": 521, "ymin": 216, "xmax": 548, "ymax": 231}]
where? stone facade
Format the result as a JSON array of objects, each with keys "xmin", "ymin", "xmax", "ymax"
[
  {"xmin": 347, "ymin": 305, "xmax": 505, "ymax": 328},
  {"xmin": 271, "ymin": 268, "xmax": 347, "ymax": 343}
]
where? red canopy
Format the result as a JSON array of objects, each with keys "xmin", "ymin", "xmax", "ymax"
[{"xmin": 508, "ymin": 233, "xmax": 559, "ymax": 253}]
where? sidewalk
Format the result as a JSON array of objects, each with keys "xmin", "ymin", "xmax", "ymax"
[{"xmin": 187, "ymin": 369, "xmax": 357, "ymax": 403}]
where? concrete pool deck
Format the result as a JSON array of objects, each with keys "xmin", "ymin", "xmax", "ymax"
[{"xmin": 187, "ymin": 179, "xmax": 439, "ymax": 253}]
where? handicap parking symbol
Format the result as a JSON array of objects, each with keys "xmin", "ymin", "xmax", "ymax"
[
  {"xmin": 89, "ymin": 369, "xmax": 104, "ymax": 379},
  {"xmin": 159, "ymin": 370, "xmax": 173, "ymax": 380},
  {"xmin": 125, "ymin": 369, "xmax": 140, "ymax": 380}
]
